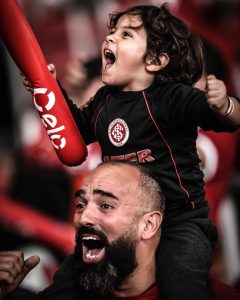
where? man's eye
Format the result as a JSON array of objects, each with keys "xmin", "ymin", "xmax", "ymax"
[
  {"xmin": 76, "ymin": 203, "xmax": 85, "ymax": 210},
  {"xmin": 101, "ymin": 203, "xmax": 113, "ymax": 210}
]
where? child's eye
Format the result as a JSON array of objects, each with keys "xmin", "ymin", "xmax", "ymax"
[
  {"xmin": 109, "ymin": 29, "xmax": 115, "ymax": 35},
  {"xmin": 122, "ymin": 31, "xmax": 132, "ymax": 38}
]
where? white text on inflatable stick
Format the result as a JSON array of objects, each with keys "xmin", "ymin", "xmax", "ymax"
[{"xmin": 33, "ymin": 88, "xmax": 66, "ymax": 149}]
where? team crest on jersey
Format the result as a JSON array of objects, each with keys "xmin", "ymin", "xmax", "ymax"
[{"xmin": 108, "ymin": 118, "xmax": 129, "ymax": 147}]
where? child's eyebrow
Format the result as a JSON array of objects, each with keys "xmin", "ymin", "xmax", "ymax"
[
  {"xmin": 113, "ymin": 23, "xmax": 143, "ymax": 32},
  {"xmin": 123, "ymin": 25, "xmax": 143, "ymax": 31}
]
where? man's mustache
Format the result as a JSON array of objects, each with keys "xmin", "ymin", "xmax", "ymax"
[{"xmin": 76, "ymin": 225, "xmax": 108, "ymax": 245}]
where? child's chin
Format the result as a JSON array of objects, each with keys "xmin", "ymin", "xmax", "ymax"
[{"xmin": 102, "ymin": 78, "xmax": 116, "ymax": 87}]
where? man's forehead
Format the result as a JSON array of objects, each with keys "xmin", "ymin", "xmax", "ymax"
[{"xmin": 80, "ymin": 164, "xmax": 140, "ymax": 195}]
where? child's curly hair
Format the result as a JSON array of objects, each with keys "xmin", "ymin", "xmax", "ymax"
[{"xmin": 108, "ymin": 4, "xmax": 204, "ymax": 86}]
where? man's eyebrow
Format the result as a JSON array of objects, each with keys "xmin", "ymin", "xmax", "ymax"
[
  {"xmin": 75, "ymin": 189, "xmax": 85, "ymax": 198},
  {"xmin": 94, "ymin": 189, "xmax": 119, "ymax": 200},
  {"xmin": 75, "ymin": 189, "xmax": 119, "ymax": 201}
]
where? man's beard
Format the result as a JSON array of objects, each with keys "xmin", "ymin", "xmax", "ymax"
[{"xmin": 74, "ymin": 225, "xmax": 138, "ymax": 297}]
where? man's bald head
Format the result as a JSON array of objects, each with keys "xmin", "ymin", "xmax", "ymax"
[{"xmin": 96, "ymin": 161, "xmax": 165, "ymax": 215}]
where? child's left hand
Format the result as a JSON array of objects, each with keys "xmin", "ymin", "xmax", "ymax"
[{"xmin": 206, "ymin": 74, "xmax": 229, "ymax": 115}]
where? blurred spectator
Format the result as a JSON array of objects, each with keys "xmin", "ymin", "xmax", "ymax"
[
  {"xmin": 1, "ymin": 0, "xmax": 240, "ymax": 296},
  {"xmin": 201, "ymin": 0, "xmax": 240, "ymax": 97},
  {"xmin": 62, "ymin": 54, "xmax": 103, "ymax": 104},
  {"xmin": 172, "ymin": 0, "xmax": 240, "ymax": 286}
]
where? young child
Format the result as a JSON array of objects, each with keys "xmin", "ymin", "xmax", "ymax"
[{"xmin": 25, "ymin": 4, "xmax": 240, "ymax": 300}]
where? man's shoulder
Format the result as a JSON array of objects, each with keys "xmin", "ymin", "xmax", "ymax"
[{"xmin": 35, "ymin": 286, "xmax": 97, "ymax": 300}]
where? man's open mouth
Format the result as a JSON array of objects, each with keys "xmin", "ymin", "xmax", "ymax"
[
  {"xmin": 81, "ymin": 235, "xmax": 106, "ymax": 264},
  {"xmin": 104, "ymin": 49, "xmax": 116, "ymax": 69}
]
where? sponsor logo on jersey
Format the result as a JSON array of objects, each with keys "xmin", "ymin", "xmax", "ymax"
[
  {"xmin": 108, "ymin": 118, "xmax": 129, "ymax": 147},
  {"xmin": 103, "ymin": 149, "xmax": 155, "ymax": 164}
]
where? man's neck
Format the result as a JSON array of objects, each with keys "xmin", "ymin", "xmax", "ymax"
[{"xmin": 112, "ymin": 251, "xmax": 156, "ymax": 298}]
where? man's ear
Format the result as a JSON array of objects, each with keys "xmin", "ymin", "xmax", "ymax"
[
  {"xmin": 145, "ymin": 53, "xmax": 169, "ymax": 72},
  {"xmin": 141, "ymin": 211, "xmax": 163, "ymax": 240}
]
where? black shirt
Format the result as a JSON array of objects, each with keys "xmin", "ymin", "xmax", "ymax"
[{"xmin": 62, "ymin": 81, "xmax": 237, "ymax": 221}]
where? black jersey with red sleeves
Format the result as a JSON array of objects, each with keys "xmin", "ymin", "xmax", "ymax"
[{"xmin": 63, "ymin": 81, "xmax": 237, "ymax": 218}]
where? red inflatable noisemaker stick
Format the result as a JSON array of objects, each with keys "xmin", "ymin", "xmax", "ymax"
[{"xmin": 0, "ymin": 0, "xmax": 87, "ymax": 166}]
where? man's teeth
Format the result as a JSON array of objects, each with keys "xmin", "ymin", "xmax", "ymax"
[
  {"xmin": 82, "ymin": 236, "xmax": 97, "ymax": 241},
  {"xmin": 82, "ymin": 237, "xmax": 97, "ymax": 259},
  {"xmin": 86, "ymin": 250, "xmax": 95, "ymax": 260}
]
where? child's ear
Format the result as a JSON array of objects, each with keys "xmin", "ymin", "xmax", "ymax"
[{"xmin": 145, "ymin": 53, "xmax": 169, "ymax": 72}]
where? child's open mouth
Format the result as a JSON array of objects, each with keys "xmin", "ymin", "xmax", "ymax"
[
  {"xmin": 104, "ymin": 49, "xmax": 116, "ymax": 69},
  {"xmin": 81, "ymin": 235, "xmax": 106, "ymax": 264}
]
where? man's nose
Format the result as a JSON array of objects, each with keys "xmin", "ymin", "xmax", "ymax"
[{"xmin": 79, "ymin": 204, "xmax": 97, "ymax": 227}]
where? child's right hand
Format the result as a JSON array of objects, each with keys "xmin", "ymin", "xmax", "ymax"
[{"xmin": 22, "ymin": 63, "xmax": 56, "ymax": 92}]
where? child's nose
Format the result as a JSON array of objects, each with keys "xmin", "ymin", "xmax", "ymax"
[{"xmin": 106, "ymin": 34, "xmax": 115, "ymax": 43}]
